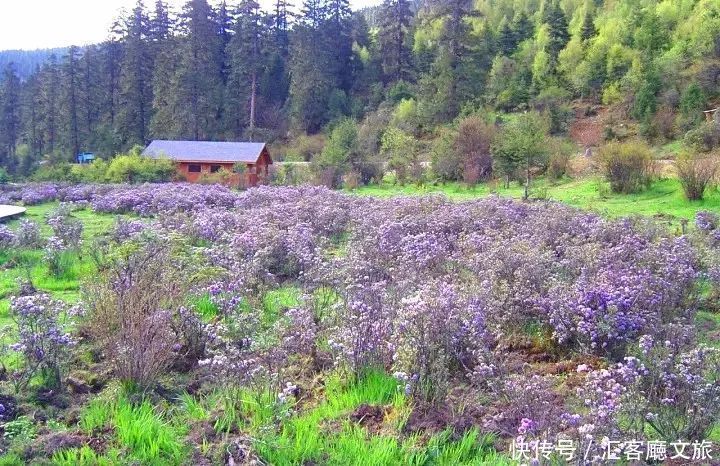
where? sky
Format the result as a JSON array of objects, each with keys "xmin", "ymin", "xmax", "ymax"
[{"xmin": 0, "ymin": 0, "xmax": 382, "ymax": 51}]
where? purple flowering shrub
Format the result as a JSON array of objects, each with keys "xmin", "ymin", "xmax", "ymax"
[
  {"xmin": 572, "ymin": 327, "xmax": 720, "ymax": 457},
  {"xmin": 46, "ymin": 204, "xmax": 84, "ymax": 249},
  {"xmin": 2, "ymin": 183, "xmax": 713, "ymax": 450},
  {"xmin": 83, "ymin": 237, "xmax": 215, "ymax": 388},
  {"xmin": 484, "ymin": 375, "xmax": 567, "ymax": 439},
  {"xmin": 391, "ymin": 281, "xmax": 493, "ymax": 400},
  {"xmin": 8, "ymin": 294, "xmax": 74, "ymax": 391},
  {"xmin": 0, "ymin": 224, "xmax": 16, "ymax": 250},
  {"xmin": 14, "ymin": 219, "xmax": 43, "ymax": 249}
]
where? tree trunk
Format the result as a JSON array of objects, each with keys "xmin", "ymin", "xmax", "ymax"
[
  {"xmin": 249, "ymin": 71, "xmax": 257, "ymax": 142},
  {"xmin": 524, "ymin": 161, "xmax": 530, "ymax": 200}
]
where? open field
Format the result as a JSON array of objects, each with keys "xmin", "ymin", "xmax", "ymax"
[
  {"xmin": 354, "ymin": 177, "xmax": 720, "ymax": 225},
  {"xmin": 0, "ymin": 183, "xmax": 718, "ymax": 465}
]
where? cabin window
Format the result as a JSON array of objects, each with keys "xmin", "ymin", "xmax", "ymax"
[
  {"xmin": 188, "ymin": 164, "xmax": 202, "ymax": 173},
  {"xmin": 210, "ymin": 165, "xmax": 222, "ymax": 173},
  {"xmin": 248, "ymin": 165, "xmax": 256, "ymax": 175}
]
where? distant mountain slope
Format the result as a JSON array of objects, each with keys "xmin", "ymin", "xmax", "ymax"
[{"xmin": 0, "ymin": 48, "xmax": 69, "ymax": 80}]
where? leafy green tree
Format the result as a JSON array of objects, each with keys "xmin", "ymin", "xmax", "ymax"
[
  {"xmin": 381, "ymin": 126, "xmax": 421, "ymax": 185},
  {"xmin": 492, "ymin": 112, "xmax": 549, "ymax": 198},
  {"xmin": 314, "ymin": 118, "xmax": 358, "ymax": 186}
]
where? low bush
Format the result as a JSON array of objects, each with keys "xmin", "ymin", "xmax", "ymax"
[
  {"xmin": 684, "ymin": 120, "xmax": 720, "ymax": 153},
  {"xmin": 31, "ymin": 146, "xmax": 176, "ymax": 184},
  {"xmin": 7, "ymin": 294, "xmax": 74, "ymax": 392},
  {"xmin": 83, "ymin": 238, "xmax": 209, "ymax": 389},
  {"xmin": 675, "ymin": 151, "xmax": 719, "ymax": 200},
  {"xmin": 546, "ymin": 137, "xmax": 575, "ymax": 180},
  {"xmin": 598, "ymin": 140, "xmax": 655, "ymax": 193}
]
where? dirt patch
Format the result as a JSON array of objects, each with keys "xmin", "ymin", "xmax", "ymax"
[
  {"xmin": 570, "ymin": 105, "xmax": 607, "ymax": 148},
  {"xmin": 402, "ymin": 402, "xmax": 485, "ymax": 438},
  {"xmin": 36, "ymin": 431, "xmax": 89, "ymax": 457},
  {"xmin": 350, "ymin": 404, "xmax": 387, "ymax": 432}
]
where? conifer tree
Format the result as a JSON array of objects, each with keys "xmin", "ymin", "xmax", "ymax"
[
  {"xmin": 0, "ymin": 63, "xmax": 21, "ymax": 170},
  {"xmin": 118, "ymin": 1, "xmax": 153, "ymax": 146},
  {"xmin": 498, "ymin": 17, "xmax": 517, "ymax": 56},
  {"xmin": 378, "ymin": 0, "xmax": 413, "ymax": 83},
  {"xmin": 174, "ymin": 0, "xmax": 224, "ymax": 140},
  {"xmin": 62, "ymin": 46, "xmax": 83, "ymax": 158},
  {"xmin": 545, "ymin": 1, "xmax": 570, "ymax": 68},
  {"xmin": 580, "ymin": 8, "xmax": 596, "ymax": 43},
  {"xmin": 226, "ymin": 0, "xmax": 265, "ymax": 138}
]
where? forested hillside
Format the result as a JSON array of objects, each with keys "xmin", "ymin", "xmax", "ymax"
[
  {"xmin": 0, "ymin": 48, "xmax": 69, "ymax": 80},
  {"xmin": 0, "ymin": 0, "xmax": 718, "ymax": 180}
]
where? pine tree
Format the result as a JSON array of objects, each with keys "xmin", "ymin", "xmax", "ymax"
[
  {"xmin": 22, "ymin": 68, "xmax": 43, "ymax": 161},
  {"xmin": 513, "ymin": 11, "xmax": 533, "ymax": 44},
  {"xmin": 62, "ymin": 46, "xmax": 83, "ymax": 159},
  {"xmin": 378, "ymin": 0, "xmax": 414, "ymax": 83},
  {"xmin": 118, "ymin": 1, "xmax": 154, "ymax": 146},
  {"xmin": 498, "ymin": 17, "xmax": 517, "ymax": 56},
  {"xmin": 216, "ymin": 0, "xmax": 234, "ymax": 84},
  {"xmin": 422, "ymin": 0, "xmax": 477, "ymax": 119},
  {"xmin": 273, "ymin": 0, "xmax": 292, "ymax": 56},
  {"xmin": 148, "ymin": 0, "xmax": 180, "ymax": 139},
  {"xmin": 226, "ymin": 0, "xmax": 265, "ymax": 138},
  {"xmin": 289, "ymin": 0, "xmax": 335, "ymax": 131},
  {"xmin": 545, "ymin": 1, "xmax": 570, "ymax": 68},
  {"xmin": 0, "ymin": 63, "xmax": 21, "ymax": 170},
  {"xmin": 39, "ymin": 55, "xmax": 60, "ymax": 154},
  {"xmin": 324, "ymin": 0, "xmax": 354, "ymax": 91},
  {"xmin": 99, "ymin": 39, "xmax": 123, "ymax": 128},
  {"xmin": 580, "ymin": 9, "xmax": 596, "ymax": 43},
  {"xmin": 151, "ymin": 0, "xmax": 173, "ymax": 42},
  {"xmin": 175, "ymin": 0, "xmax": 224, "ymax": 140},
  {"xmin": 80, "ymin": 45, "xmax": 103, "ymax": 143}
]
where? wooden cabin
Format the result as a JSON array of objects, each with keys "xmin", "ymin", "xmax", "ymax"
[{"xmin": 142, "ymin": 140, "xmax": 273, "ymax": 187}]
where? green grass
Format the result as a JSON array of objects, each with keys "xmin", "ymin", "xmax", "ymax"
[
  {"xmin": 52, "ymin": 446, "xmax": 122, "ymax": 466},
  {"xmin": 352, "ymin": 177, "xmax": 720, "ymax": 225},
  {"xmin": 5, "ymin": 202, "xmax": 124, "ymax": 241},
  {"xmin": 234, "ymin": 370, "xmax": 510, "ymax": 465},
  {"xmin": 79, "ymin": 394, "xmax": 188, "ymax": 465},
  {"xmin": 262, "ymin": 286, "xmax": 302, "ymax": 326}
]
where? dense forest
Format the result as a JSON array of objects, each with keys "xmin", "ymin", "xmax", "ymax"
[{"xmin": 0, "ymin": 0, "xmax": 718, "ymax": 181}]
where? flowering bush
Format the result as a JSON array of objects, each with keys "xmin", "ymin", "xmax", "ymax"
[
  {"xmin": 46, "ymin": 204, "xmax": 83, "ymax": 249},
  {"xmin": 14, "ymin": 219, "xmax": 43, "ymax": 248},
  {"xmin": 83, "ymin": 238, "xmax": 212, "ymax": 389},
  {"xmin": 0, "ymin": 224, "xmax": 15, "ymax": 250},
  {"xmin": 1, "ymin": 183, "xmax": 713, "ymax": 450},
  {"xmin": 8, "ymin": 293, "xmax": 74, "ymax": 391},
  {"xmin": 573, "ymin": 328, "xmax": 720, "ymax": 459}
]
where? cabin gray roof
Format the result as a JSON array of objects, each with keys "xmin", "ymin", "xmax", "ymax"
[{"xmin": 143, "ymin": 140, "xmax": 268, "ymax": 163}]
